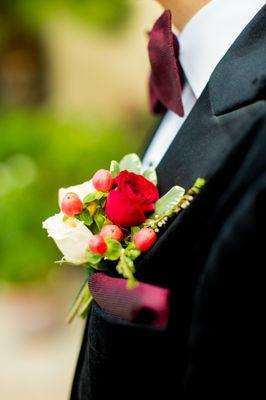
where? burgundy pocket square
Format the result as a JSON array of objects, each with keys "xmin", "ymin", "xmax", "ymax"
[{"xmin": 89, "ymin": 273, "xmax": 170, "ymax": 329}]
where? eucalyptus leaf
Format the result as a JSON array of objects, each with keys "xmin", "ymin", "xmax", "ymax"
[
  {"xmin": 143, "ymin": 167, "xmax": 158, "ymax": 185},
  {"xmin": 105, "ymin": 239, "xmax": 122, "ymax": 261},
  {"xmin": 152, "ymin": 186, "xmax": 185, "ymax": 218},
  {"xmin": 110, "ymin": 160, "xmax": 120, "ymax": 178},
  {"xmin": 119, "ymin": 153, "xmax": 142, "ymax": 174}
]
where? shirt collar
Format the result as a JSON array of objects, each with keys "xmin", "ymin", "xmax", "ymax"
[{"xmin": 178, "ymin": 0, "xmax": 265, "ymax": 99}]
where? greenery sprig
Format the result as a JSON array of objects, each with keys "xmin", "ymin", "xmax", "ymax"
[{"xmin": 63, "ymin": 154, "xmax": 205, "ymax": 322}]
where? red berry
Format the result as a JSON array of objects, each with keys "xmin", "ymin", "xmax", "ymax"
[
  {"xmin": 92, "ymin": 169, "xmax": 114, "ymax": 192},
  {"xmin": 89, "ymin": 235, "xmax": 108, "ymax": 255},
  {"xmin": 61, "ymin": 193, "xmax": 83, "ymax": 216},
  {"xmin": 133, "ymin": 228, "xmax": 157, "ymax": 252},
  {"xmin": 100, "ymin": 224, "xmax": 123, "ymax": 241}
]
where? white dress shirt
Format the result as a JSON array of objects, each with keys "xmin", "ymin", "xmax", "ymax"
[{"xmin": 142, "ymin": 0, "xmax": 265, "ymax": 168}]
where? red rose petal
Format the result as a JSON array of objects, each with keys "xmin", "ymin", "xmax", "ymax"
[{"xmin": 106, "ymin": 190, "xmax": 146, "ymax": 227}]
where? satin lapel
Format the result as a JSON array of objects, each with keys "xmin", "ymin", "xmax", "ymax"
[
  {"xmin": 156, "ymin": 92, "xmax": 266, "ymax": 195},
  {"xmin": 156, "ymin": 85, "xmax": 225, "ymax": 194}
]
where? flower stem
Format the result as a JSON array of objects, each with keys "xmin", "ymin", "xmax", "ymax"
[{"xmin": 66, "ymin": 277, "xmax": 90, "ymax": 324}]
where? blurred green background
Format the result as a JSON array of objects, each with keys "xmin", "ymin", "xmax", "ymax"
[
  {"xmin": 0, "ymin": 0, "xmax": 158, "ymax": 285},
  {"xmin": 0, "ymin": 0, "xmax": 131, "ymax": 33},
  {"xmin": 0, "ymin": 1, "xmax": 161, "ymax": 399},
  {"xmin": 0, "ymin": 111, "xmax": 144, "ymax": 284}
]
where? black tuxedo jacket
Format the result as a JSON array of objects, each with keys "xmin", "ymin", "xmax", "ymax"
[{"xmin": 71, "ymin": 6, "xmax": 266, "ymax": 399}]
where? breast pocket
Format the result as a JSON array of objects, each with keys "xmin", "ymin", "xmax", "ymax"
[{"xmin": 78, "ymin": 301, "xmax": 178, "ymax": 400}]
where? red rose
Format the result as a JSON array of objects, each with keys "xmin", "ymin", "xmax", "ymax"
[{"xmin": 105, "ymin": 170, "xmax": 159, "ymax": 227}]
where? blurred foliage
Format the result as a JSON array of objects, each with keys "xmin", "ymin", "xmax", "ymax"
[
  {"xmin": 0, "ymin": 0, "xmax": 131, "ymax": 36},
  {"xmin": 0, "ymin": 110, "xmax": 148, "ymax": 284}
]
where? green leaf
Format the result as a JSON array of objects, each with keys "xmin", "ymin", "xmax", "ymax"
[
  {"xmin": 116, "ymin": 253, "xmax": 138, "ymax": 288},
  {"xmin": 110, "ymin": 160, "xmax": 120, "ymax": 178},
  {"xmin": 79, "ymin": 209, "xmax": 93, "ymax": 226},
  {"xmin": 125, "ymin": 242, "xmax": 141, "ymax": 261},
  {"xmin": 86, "ymin": 249, "xmax": 102, "ymax": 265},
  {"xmin": 83, "ymin": 192, "xmax": 97, "ymax": 203},
  {"xmin": 119, "ymin": 153, "xmax": 142, "ymax": 174},
  {"xmin": 95, "ymin": 191, "xmax": 106, "ymax": 200},
  {"xmin": 152, "ymin": 186, "xmax": 185, "ymax": 218},
  {"xmin": 193, "ymin": 178, "xmax": 206, "ymax": 193},
  {"xmin": 131, "ymin": 226, "xmax": 141, "ymax": 235},
  {"xmin": 143, "ymin": 167, "xmax": 158, "ymax": 185},
  {"xmin": 94, "ymin": 214, "xmax": 106, "ymax": 230},
  {"xmin": 100, "ymin": 197, "xmax": 107, "ymax": 208},
  {"xmin": 83, "ymin": 191, "xmax": 106, "ymax": 203},
  {"xmin": 105, "ymin": 239, "xmax": 122, "ymax": 261}
]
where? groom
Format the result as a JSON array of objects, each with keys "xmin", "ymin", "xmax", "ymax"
[{"xmin": 71, "ymin": 0, "xmax": 266, "ymax": 399}]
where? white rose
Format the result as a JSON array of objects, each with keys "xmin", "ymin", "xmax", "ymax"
[
  {"xmin": 58, "ymin": 180, "xmax": 95, "ymax": 208},
  {"xmin": 42, "ymin": 213, "xmax": 93, "ymax": 264}
]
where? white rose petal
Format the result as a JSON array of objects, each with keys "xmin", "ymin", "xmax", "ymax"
[
  {"xmin": 58, "ymin": 180, "xmax": 95, "ymax": 208},
  {"xmin": 43, "ymin": 213, "xmax": 93, "ymax": 264}
]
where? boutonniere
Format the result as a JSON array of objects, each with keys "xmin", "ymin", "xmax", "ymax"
[{"xmin": 43, "ymin": 154, "xmax": 205, "ymax": 322}]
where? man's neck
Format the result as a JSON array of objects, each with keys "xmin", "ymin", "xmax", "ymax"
[{"xmin": 157, "ymin": 0, "xmax": 210, "ymax": 31}]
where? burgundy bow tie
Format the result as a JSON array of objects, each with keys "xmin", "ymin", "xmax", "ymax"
[{"xmin": 148, "ymin": 10, "xmax": 184, "ymax": 117}]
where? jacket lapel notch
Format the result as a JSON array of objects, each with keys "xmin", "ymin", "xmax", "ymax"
[{"xmin": 209, "ymin": 5, "xmax": 266, "ymax": 117}]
